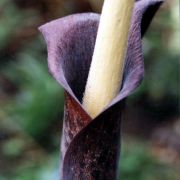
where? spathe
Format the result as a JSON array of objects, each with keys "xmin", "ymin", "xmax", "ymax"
[{"xmin": 39, "ymin": 0, "xmax": 163, "ymax": 179}]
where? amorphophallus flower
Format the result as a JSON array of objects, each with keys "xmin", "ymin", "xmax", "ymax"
[{"xmin": 39, "ymin": 0, "xmax": 163, "ymax": 179}]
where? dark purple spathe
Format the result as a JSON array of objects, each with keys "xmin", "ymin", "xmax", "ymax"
[{"xmin": 39, "ymin": 0, "xmax": 163, "ymax": 179}]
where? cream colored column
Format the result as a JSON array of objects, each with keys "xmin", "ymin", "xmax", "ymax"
[{"xmin": 83, "ymin": 0, "xmax": 134, "ymax": 118}]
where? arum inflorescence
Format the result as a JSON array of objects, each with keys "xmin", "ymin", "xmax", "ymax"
[{"xmin": 39, "ymin": 0, "xmax": 163, "ymax": 179}]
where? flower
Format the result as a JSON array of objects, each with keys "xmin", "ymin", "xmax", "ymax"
[{"xmin": 39, "ymin": 0, "xmax": 163, "ymax": 179}]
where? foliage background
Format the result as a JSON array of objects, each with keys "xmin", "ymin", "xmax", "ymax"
[{"xmin": 0, "ymin": 0, "xmax": 179, "ymax": 179}]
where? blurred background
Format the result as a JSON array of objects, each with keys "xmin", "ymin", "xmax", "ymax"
[{"xmin": 0, "ymin": 0, "xmax": 179, "ymax": 179}]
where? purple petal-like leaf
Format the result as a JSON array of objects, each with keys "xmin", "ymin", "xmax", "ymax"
[{"xmin": 39, "ymin": 0, "xmax": 163, "ymax": 179}]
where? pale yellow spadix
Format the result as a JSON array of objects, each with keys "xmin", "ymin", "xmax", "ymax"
[{"xmin": 83, "ymin": 0, "xmax": 134, "ymax": 118}]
